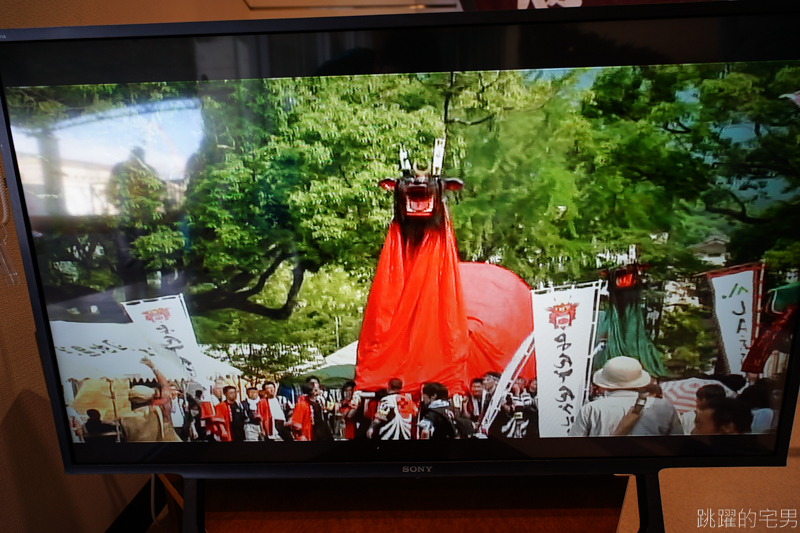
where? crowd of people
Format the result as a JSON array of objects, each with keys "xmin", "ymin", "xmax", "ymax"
[
  {"xmin": 72, "ymin": 355, "xmax": 785, "ymax": 443},
  {"xmin": 570, "ymin": 356, "xmax": 783, "ymax": 438}
]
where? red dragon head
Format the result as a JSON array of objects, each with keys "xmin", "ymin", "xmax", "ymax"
[{"xmin": 378, "ymin": 140, "xmax": 463, "ymax": 246}]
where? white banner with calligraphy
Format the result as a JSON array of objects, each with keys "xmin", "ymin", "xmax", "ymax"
[
  {"xmin": 122, "ymin": 294, "xmax": 229, "ymax": 382},
  {"xmin": 50, "ymin": 321, "xmax": 188, "ymax": 381},
  {"xmin": 707, "ymin": 264, "xmax": 764, "ymax": 375},
  {"xmin": 532, "ymin": 282, "xmax": 602, "ymax": 438}
]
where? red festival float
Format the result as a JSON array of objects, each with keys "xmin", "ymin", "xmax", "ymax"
[{"xmin": 355, "ymin": 141, "xmax": 536, "ymax": 397}]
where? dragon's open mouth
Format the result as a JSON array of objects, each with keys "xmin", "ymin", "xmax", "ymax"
[{"xmin": 404, "ymin": 185, "xmax": 435, "ymax": 217}]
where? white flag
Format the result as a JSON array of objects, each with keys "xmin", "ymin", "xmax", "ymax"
[
  {"xmin": 122, "ymin": 294, "xmax": 203, "ymax": 379},
  {"xmin": 121, "ymin": 294, "xmax": 240, "ymax": 381},
  {"xmin": 532, "ymin": 282, "xmax": 601, "ymax": 437},
  {"xmin": 708, "ymin": 265, "xmax": 763, "ymax": 374},
  {"xmin": 50, "ymin": 321, "xmax": 187, "ymax": 381}
]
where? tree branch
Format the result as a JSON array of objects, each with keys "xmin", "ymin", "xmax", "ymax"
[
  {"xmin": 662, "ymin": 122, "xmax": 691, "ymax": 134},
  {"xmin": 188, "ymin": 252, "xmax": 304, "ymax": 320},
  {"xmin": 218, "ymin": 246, "xmax": 284, "ymax": 293},
  {"xmin": 445, "ymin": 115, "xmax": 494, "ymax": 126},
  {"xmin": 443, "ymin": 72, "xmax": 454, "ymax": 126},
  {"xmin": 704, "ymin": 205, "xmax": 767, "ymax": 224},
  {"xmin": 222, "ymin": 299, "xmax": 295, "ymax": 320},
  {"xmin": 703, "ymin": 189, "xmax": 767, "ymax": 224},
  {"xmin": 749, "ymin": 147, "xmax": 800, "ymax": 182},
  {"xmin": 239, "ymin": 250, "xmax": 289, "ymax": 298},
  {"xmin": 339, "ymin": 165, "xmax": 352, "ymax": 188}
]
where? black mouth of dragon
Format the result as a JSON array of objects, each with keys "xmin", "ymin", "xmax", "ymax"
[{"xmin": 404, "ymin": 185, "xmax": 435, "ymax": 217}]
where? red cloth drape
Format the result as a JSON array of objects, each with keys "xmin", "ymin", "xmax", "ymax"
[
  {"xmin": 199, "ymin": 400, "xmax": 215, "ymax": 420},
  {"xmin": 356, "ymin": 219, "xmax": 535, "ymax": 396},
  {"xmin": 257, "ymin": 398, "xmax": 273, "ymax": 436},
  {"xmin": 459, "ymin": 262, "xmax": 536, "ymax": 382},
  {"xmin": 356, "ymin": 220, "xmax": 470, "ymax": 396}
]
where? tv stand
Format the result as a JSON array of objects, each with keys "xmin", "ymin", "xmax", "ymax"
[
  {"xmin": 182, "ymin": 478, "xmax": 205, "ymax": 533},
  {"xmin": 636, "ymin": 472, "xmax": 666, "ymax": 533},
  {"xmin": 165, "ymin": 473, "xmax": 628, "ymax": 532}
]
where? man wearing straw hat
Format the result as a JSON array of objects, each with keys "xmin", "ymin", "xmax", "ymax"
[{"xmin": 569, "ymin": 356, "xmax": 683, "ymax": 437}]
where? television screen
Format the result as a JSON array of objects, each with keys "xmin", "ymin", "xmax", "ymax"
[{"xmin": 1, "ymin": 1, "xmax": 799, "ymax": 475}]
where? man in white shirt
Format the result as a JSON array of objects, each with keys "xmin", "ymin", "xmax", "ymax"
[
  {"xmin": 570, "ymin": 356, "xmax": 683, "ymax": 437},
  {"xmin": 210, "ymin": 379, "xmax": 225, "ymax": 407},
  {"xmin": 482, "ymin": 372, "xmax": 500, "ymax": 399},
  {"xmin": 261, "ymin": 381, "xmax": 290, "ymax": 440},
  {"xmin": 367, "ymin": 378, "xmax": 418, "ymax": 440},
  {"xmin": 242, "ymin": 387, "xmax": 263, "ymax": 441},
  {"xmin": 168, "ymin": 386, "xmax": 188, "ymax": 440}
]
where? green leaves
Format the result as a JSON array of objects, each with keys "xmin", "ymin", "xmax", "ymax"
[
  {"xmin": 193, "ymin": 264, "xmax": 367, "ymax": 375},
  {"xmin": 453, "ymin": 70, "xmax": 608, "ymax": 285},
  {"xmin": 131, "ymin": 228, "xmax": 185, "ymax": 269},
  {"xmin": 655, "ymin": 305, "xmax": 717, "ymax": 374}
]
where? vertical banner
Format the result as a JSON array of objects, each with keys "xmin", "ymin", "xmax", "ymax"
[
  {"xmin": 707, "ymin": 264, "xmax": 764, "ymax": 375},
  {"xmin": 122, "ymin": 294, "xmax": 205, "ymax": 380},
  {"xmin": 532, "ymin": 282, "xmax": 602, "ymax": 437}
]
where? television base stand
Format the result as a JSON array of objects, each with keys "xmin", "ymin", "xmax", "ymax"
[
  {"xmin": 636, "ymin": 472, "xmax": 666, "ymax": 533},
  {"xmin": 167, "ymin": 473, "xmax": 627, "ymax": 532},
  {"xmin": 182, "ymin": 478, "xmax": 205, "ymax": 533}
]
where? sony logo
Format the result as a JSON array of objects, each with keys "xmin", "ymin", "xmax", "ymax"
[{"xmin": 402, "ymin": 466, "xmax": 433, "ymax": 473}]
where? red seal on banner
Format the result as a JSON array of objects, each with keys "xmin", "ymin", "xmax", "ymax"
[
  {"xmin": 142, "ymin": 308, "xmax": 171, "ymax": 322},
  {"xmin": 547, "ymin": 303, "xmax": 579, "ymax": 330}
]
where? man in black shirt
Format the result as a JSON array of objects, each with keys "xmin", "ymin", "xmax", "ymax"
[
  {"xmin": 418, "ymin": 382, "xmax": 461, "ymax": 440},
  {"xmin": 223, "ymin": 386, "xmax": 247, "ymax": 442}
]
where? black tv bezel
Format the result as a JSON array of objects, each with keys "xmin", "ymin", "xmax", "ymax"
[{"xmin": 1, "ymin": 0, "xmax": 799, "ymax": 478}]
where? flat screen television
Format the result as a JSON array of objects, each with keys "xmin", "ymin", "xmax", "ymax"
[{"xmin": 1, "ymin": 0, "xmax": 799, "ymax": 502}]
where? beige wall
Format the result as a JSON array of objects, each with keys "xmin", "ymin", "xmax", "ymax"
[
  {"xmin": 1, "ymin": 0, "xmax": 250, "ymax": 27},
  {"xmin": 0, "ymin": 0, "xmax": 455, "ymax": 27}
]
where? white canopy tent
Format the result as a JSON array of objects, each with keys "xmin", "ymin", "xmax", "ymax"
[
  {"xmin": 186, "ymin": 350, "xmax": 243, "ymax": 380},
  {"xmin": 322, "ymin": 341, "xmax": 358, "ymax": 367},
  {"xmin": 284, "ymin": 341, "xmax": 357, "ymax": 388}
]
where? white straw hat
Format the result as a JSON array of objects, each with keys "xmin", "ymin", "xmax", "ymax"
[
  {"xmin": 592, "ymin": 356, "xmax": 651, "ymax": 390},
  {"xmin": 129, "ymin": 385, "xmax": 156, "ymax": 402}
]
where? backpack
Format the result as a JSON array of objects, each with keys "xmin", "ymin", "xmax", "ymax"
[{"xmin": 426, "ymin": 406, "xmax": 476, "ymax": 439}]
